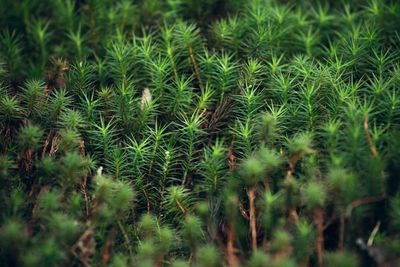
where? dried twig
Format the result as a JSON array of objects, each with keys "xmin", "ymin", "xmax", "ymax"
[
  {"xmin": 367, "ymin": 221, "xmax": 381, "ymax": 246},
  {"xmin": 247, "ymin": 188, "xmax": 257, "ymax": 251},
  {"xmin": 345, "ymin": 195, "xmax": 385, "ymax": 218},
  {"xmin": 226, "ymin": 223, "xmax": 239, "ymax": 267},
  {"xmin": 363, "ymin": 117, "xmax": 379, "ymax": 159},
  {"xmin": 188, "ymin": 46, "xmax": 203, "ymax": 90}
]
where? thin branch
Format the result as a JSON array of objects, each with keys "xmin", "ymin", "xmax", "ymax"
[
  {"xmin": 118, "ymin": 220, "xmax": 133, "ymax": 258},
  {"xmin": 188, "ymin": 46, "xmax": 203, "ymax": 90},
  {"xmin": 345, "ymin": 195, "xmax": 385, "ymax": 218},
  {"xmin": 248, "ymin": 187, "xmax": 257, "ymax": 251},
  {"xmin": 367, "ymin": 221, "xmax": 381, "ymax": 246},
  {"xmin": 363, "ymin": 116, "xmax": 379, "ymax": 159}
]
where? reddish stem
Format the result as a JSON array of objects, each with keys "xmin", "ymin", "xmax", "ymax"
[{"xmin": 248, "ymin": 188, "xmax": 257, "ymax": 251}]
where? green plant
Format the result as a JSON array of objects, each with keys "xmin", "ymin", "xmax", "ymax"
[{"xmin": 1, "ymin": 1, "xmax": 400, "ymax": 266}]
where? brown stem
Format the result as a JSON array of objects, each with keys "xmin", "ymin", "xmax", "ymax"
[
  {"xmin": 286, "ymin": 153, "xmax": 301, "ymax": 178},
  {"xmin": 314, "ymin": 207, "xmax": 324, "ymax": 267},
  {"xmin": 322, "ymin": 214, "xmax": 337, "ymax": 231},
  {"xmin": 363, "ymin": 117, "xmax": 386, "ymax": 195},
  {"xmin": 79, "ymin": 139, "xmax": 89, "ymax": 217},
  {"xmin": 142, "ymin": 188, "xmax": 151, "ymax": 213},
  {"xmin": 285, "ymin": 154, "xmax": 300, "ymax": 224},
  {"xmin": 101, "ymin": 227, "xmax": 115, "ymax": 266},
  {"xmin": 345, "ymin": 195, "xmax": 385, "ymax": 218},
  {"xmin": 227, "ymin": 144, "xmax": 236, "ymax": 171},
  {"xmin": 226, "ymin": 223, "xmax": 239, "ymax": 267},
  {"xmin": 81, "ymin": 176, "xmax": 89, "ymax": 217},
  {"xmin": 188, "ymin": 46, "xmax": 203, "ymax": 90},
  {"xmin": 248, "ymin": 188, "xmax": 257, "ymax": 251},
  {"xmin": 363, "ymin": 116, "xmax": 379, "ymax": 160},
  {"xmin": 176, "ymin": 198, "xmax": 187, "ymax": 215}
]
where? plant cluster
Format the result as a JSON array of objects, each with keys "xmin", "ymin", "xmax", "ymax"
[{"xmin": 1, "ymin": 0, "xmax": 400, "ymax": 266}]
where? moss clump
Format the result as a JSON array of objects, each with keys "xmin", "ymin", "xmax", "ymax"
[{"xmin": 1, "ymin": 0, "xmax": 400, "ymax": 266}]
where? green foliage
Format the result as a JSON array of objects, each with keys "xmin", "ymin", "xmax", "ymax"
[{"xmin": 1, "ymin": 0, "xmax": 400, "ymax": 266}]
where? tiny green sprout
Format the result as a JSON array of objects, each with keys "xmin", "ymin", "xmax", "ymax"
[
  {"xmin": 38, "ymin": 189, "xmax": 62, "ymax": 215},
  {"xmin": 197, "ymin": 244, "xmax": 221, "ymax": 267},
  {"xmin": 48, "ymin": 212, "xmax": 80, "ymax": 243},
  {"xmin": 136, "ymin": 240, "xmax": 156, "ymax": 262},
  {"xmin": 17, "ymin": 124, "xmax": 43, "ymax": 150},
  {"xmin": 224, "ymin": 191, "xmax": 239, "ymax": 220},
  {"xmin": 327, "ymin": 167, "xmax": 357, "ymax": 195},
  {"xmin": 58, "ymin": 109, "xmax": 85, "ymax": 130},
  {"xmin": 59, "ymin": 128, "xmax": 80, "ymax": 152},
  {"xmin": 257, "ymin": 147, "xmax": 282, "ymax": 172},
  {"xmin": 0, "ymin": 155, "xmax": 14, "ymax": 181},
  {"xmin": 293, "ymin": 220, "xmax": 315, "ymax": 262},
  {"xmin": 182, "ymin": 215, "xmax": 203, "ymax": 248},
  {"xmin": 0, "ymin": 95, "xmax": 24, "ymax": 123},
  {"xmin": 112, "ymin": 181, "xmax": 135, "ymax": 217},
  {"xmin": 38, "ymin": 156, "xmax": 58, "ymax": 183},
  {"xmin": 0, "ymin": 219, "xmax": 26, "ymax": 247},
  {"xmin": 247, "ymin": 250, "xmax": 271, "ymax": 267},
  {"xmin": 257, "ymin": 112, "xmax": 277, "ymax": 143},
  {"xmin": 261, "ymin": 190, "xmax": 281, "ymax": 232},
  {"xmin": 61, "ymin": 152, "xmax": 88, "ymax": 184},
  {"xmin": 158, "ymin": 226, "xmax": 174, "ymax": 254},
  {"xmin": 287, "ymin": 132, "xmax": 314, "ymax": 157},
  {"xmin": 21, "ymin": 79, "xmax": 45, "ymax": 117},
  {"xmin": 138, "ymin": 213, "xmax": 157, "ymax": 239},
  {"xmin": 240, "ymin": 156, "xmax": 264, "ymax": 187},
  {"xmin": 195, "ymin": 201, "xmax": 209, "ymax": 218},
  {"xmin": 302, "ymin": 181, "xmax": 327, "ymax": 210},
  {"xmin": 271, "ymin": 229, "xmax": 293, "ymax": 253},
  {"xmin": 93, "ymin": 172, "xmax": 114, "ymax": 203}
]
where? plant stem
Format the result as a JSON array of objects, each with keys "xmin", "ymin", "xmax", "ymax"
[
  {"xmin": 248, "ymin": 187, "xmax": 257, "ymax": 251},
  {"xmin": 118, "ymin": 220, "xmax": 133, "ymax": 258},
  {"xmin": 314, "ymin": 207, "xmax": 324, "ymax": 267},
  {"xmin": 226, "ymin": 223, "xmax": 239, "ymax": 267}
]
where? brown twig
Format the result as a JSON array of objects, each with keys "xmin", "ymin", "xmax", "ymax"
[
  {"xmin": 345, "ymin": 195, "xmax": 385, "ymax": 218},
  {"xmin": 247, "ymin": 188, "xmax": 257, "ymax": 251},
  {"xmin": 363, "ymin": 117, "xmax": 379, "ymax": 160},
  {"xmin": 239, "ymin": 203, "xmax": 250, "ymax": 221},
  {"xmin": 228, "ymin": 143, "xmax": 236, "ymax": 171},
  {"xmin": 285, "ymin": 153, "xmax": 301, "ymax": 224},
  {"xmin": 101, "ymin": 228, "xmax": 115, "ymax": 266},
  {"xmin": 322, "ymin": 214, "xmax": 337, "ymax": 231},
  {"xmin": 286, "ymin": 153, "xmax": 300, "ymax": 178},
  {"xmin": 71, "ymin": 227, "xmax": 96, "ymax": 267},
  {"xmin": 188, "ymin": 46, "xmax": 203, "ymax": 90},
  {"xmin": 79, "ymin": 139, "xmax": 90, "ymax": 217},
  {"xmin": 367, "ymin": 221, "xmax": 381, "ymax": 246},
  {"xmin": 364, "ymin": 117, "xmax": 387, "ymax": 195},
  {"xmin": 226, "ymin": 223, "xmax": 239, "ymax": 267}
]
